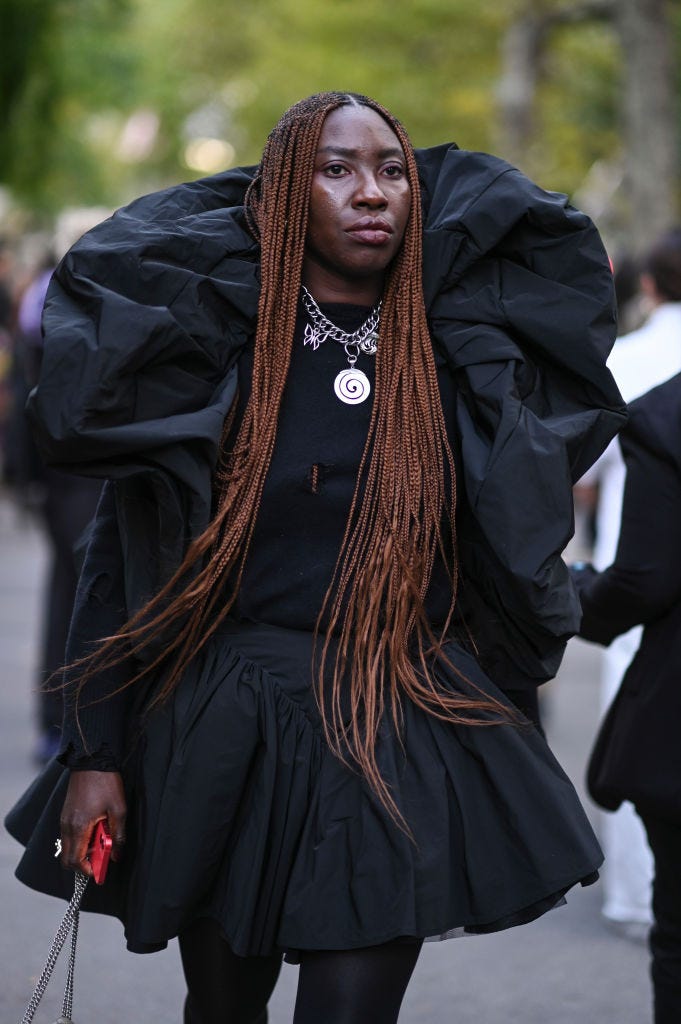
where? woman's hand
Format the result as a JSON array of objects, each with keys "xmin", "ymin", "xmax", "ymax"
[{"xmin": 60, "ymin": 770, "xmax": 127, "ymax": 876}]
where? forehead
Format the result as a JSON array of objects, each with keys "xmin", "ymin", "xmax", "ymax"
[{"xmin": 316, "ymin": 105, "xmax": 403, "ymax": 156}]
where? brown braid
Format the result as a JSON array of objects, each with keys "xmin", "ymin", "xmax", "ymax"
[{"xmin": 69, "ymin": 92, "xmax": 516, "ymax": 827}]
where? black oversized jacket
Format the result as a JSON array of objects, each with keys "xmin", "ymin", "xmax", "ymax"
[
  {"xmin": 574, "ymin": 372, "xmax": 681, "ymax": 822},
  {"xmin": 27, "ymin": 145, "xmax": 626, "ymax": 763}
]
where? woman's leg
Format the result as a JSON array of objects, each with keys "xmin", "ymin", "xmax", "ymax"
[
  {"xmin": 179, "ymin": 917, "xmax": 282, "ymax": 1024},
  {"xmin": 293, "ymin": 940, "xmax": 423, "ymax": 1024}
]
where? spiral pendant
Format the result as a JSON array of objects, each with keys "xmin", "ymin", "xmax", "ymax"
[{"xmin": 334, "ymin": 367, "xmax": 371, "ymax": 405}]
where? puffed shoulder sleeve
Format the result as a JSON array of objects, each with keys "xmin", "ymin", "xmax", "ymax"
[
  {"xmin": 27, "ymin": 167, "xmax": 260, "ymax": 481},
  {"xmin": 417, "ymin": 146, "xmax": 626, "ymax": 687}
]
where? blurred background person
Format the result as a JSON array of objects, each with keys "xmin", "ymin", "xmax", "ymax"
[
  {"xmin": 573, "ymin": 369, "xmax": 681, "ymax": 1024},
  {"xmin": 611, "ymin": 252, "xmax": 647, "ymax": 337},
  {"xmin": 0, "ymin": 250, "xmax": 13, "ymax": 463},
  {"xmin": 572, "ymin": 252, "xmax": 645, "ymax": 557},
  {"xmin": 8, "ymin": 253, "xmax": 101, "ymax": 763},
  {"xmin": 573, "ymin": 227, "xmax": 681, "ymax": 935}
]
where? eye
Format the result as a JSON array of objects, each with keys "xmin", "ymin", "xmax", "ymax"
[
  {"xmin": 383, "ymin": 163, "xmax": 405, "ymax": 178},
  {"xmin": 323, "ymin": 163, "xmax": 349, "ymax": 177}
]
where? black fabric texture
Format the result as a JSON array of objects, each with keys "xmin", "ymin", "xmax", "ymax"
[
  {"xmin": 232, "ymin": 299, "xmax": 456, "ymax": 632},
  {"xmin": 7, "ymin": 620, "xmax": 602, "ymax": 955},
  {"xmin": 54, "ymin": 482, "xmax": 136, "ymax": 767},
  {"xmin": 232, "ymin": 300, "xmax": 378, "ymax": 630},
  {"xmin": 38, "ymin": 469, "xmax": 102, "ymax": 732}
]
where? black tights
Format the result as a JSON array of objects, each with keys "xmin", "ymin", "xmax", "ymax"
[
  {"xmin": 180, "ymin": 919, "xmax": 281, "ymax": 1024},
  {"xmin": 293, "ymin": 942, "xmax": 422, "ymax": 1023},
  {"xmin": 179, "ymin": 918, "xmax": 422, "ymax": 1024}
]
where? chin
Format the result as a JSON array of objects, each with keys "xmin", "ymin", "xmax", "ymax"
[{"xmin": 346, "ymin": 254, "xmax": 396, "ymax": 279}]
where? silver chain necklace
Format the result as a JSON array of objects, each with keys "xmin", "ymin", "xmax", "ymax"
[{"xmin": 301, "ymin": 285, "xmax": 380, "ymax": 405}]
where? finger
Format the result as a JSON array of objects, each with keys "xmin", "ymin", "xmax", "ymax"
[
  {"xmin": 107, "ymin": 806, "xmax": 127, "ymax": 862},
  {"xmin": 60, "ymin": 833, "xmax": 93, "ymax": 876},
  {"xmin": 59, "ymin": 818, "xmax": 95, "ymax": 875}
]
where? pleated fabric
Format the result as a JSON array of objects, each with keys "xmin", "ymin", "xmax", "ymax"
[{"xmin": 8, "ymin": 620, "xmax": 601, "ymax": 957}]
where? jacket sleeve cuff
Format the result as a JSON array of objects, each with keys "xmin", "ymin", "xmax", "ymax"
[{"xmin": 58, "ymin": 741, "xmax": 121, "ymax": 771}]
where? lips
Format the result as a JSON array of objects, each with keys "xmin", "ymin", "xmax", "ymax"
[{"xmin": 346, "ymin": 218, "xmax": 394, "ymax": 246}]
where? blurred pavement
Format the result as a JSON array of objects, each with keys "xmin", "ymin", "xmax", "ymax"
[{"xmin": 0, "ymin": 494, "xmax": 651, "ymax": 1023}]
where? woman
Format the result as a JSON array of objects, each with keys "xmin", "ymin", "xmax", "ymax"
[
  {"xmin": 573, "ymin": 370, "xmax": 681, "ymax": 1024},
  {"xmin": 7, "ymin": 93, "xmax": 624, "ymax": 1023}
]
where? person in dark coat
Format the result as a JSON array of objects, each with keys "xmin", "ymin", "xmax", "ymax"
[
  {"xmin": 572, "ymin": 371, "xmax": 681, "ymax": 1024},
  {"xmin": 15, "ymin": 258, "xmax": 102, "ymax": 761},
  {"xmin": 7, "ymin": 93, "xmax": 625, "ymax": 1024}
]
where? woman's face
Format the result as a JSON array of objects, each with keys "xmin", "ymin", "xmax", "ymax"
[{"xmin": 303, "ymin": 105, "xmax": 411, "ymax": 303}]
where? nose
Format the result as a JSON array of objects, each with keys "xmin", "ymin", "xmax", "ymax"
[{"xmin": 353, "ymin": 171, "xmax": 387, "ymax": 208}]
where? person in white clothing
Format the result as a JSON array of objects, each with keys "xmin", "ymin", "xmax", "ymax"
[{"xmin": 576, "ymin": 227, "xmax": 681, "ymax": 930}]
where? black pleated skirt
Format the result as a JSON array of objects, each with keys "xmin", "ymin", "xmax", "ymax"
[{"xmin": 6, "ymin": 621, "xmax": 601, "ymax": 957}]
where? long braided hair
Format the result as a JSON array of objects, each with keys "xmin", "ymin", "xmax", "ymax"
[{"xmin": 71, "ymin": 92, "xmax": 513, "ymax": 825}]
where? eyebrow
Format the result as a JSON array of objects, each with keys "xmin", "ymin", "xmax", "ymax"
[{"xmin": 316, "ymin": 145, "xmax": 404, "ymax": 160}]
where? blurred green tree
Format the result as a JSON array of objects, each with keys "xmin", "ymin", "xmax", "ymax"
[
  {"xmin": 497, "ymin": 0, "xmax": 679, "ymax": 251},
  {"xmin": 0, "ymin": 0, "xmax": 678, "ymax": 246},
  {"xmin": 1, "ymin": 0, "xmax": 144, "ymax": 210}
]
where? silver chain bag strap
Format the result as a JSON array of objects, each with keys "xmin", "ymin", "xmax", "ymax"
[{"xmin": 19, "ymin": 872, "xmax": 89, "ymax": 1024}]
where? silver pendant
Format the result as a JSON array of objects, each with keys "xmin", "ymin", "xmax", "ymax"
[
  {"xmin": 359, "ymin": 330, "xmax": 379, "ymax": 355},
  {"xmin": 303, "ymin": 322, "xmax": 327, "ymax": 351},
  {"xmin": 334, "ymin": 367, "xmax": 371, "ymax": 404}
]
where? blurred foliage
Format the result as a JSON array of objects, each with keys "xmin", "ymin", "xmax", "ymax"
[
  {"xmin": 534, "ymin": 20, "xmax": 620, "ymax": 186},
  {"xmin": 1, "ymin": 0, "xmax": 143, "ymax": 209},
  {"xmin": 124, "ymin": 0, "xmax": 510, "ymax": 181},
  {"xmin": 0, "ymin": 0, "xmax": 677, "ymax": 215}
]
